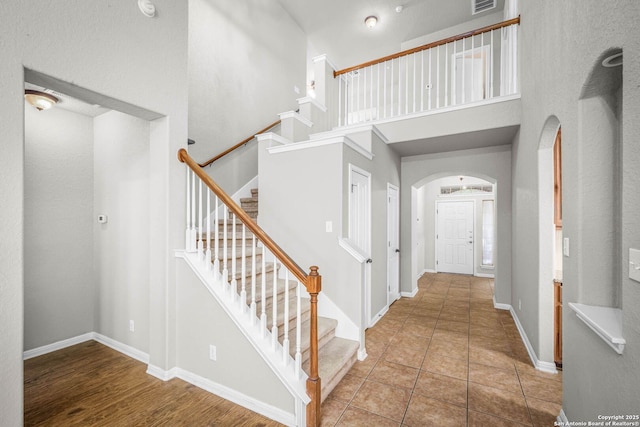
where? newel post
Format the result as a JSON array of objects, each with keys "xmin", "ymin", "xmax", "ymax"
[{"xmin": 306, "ymin": 266, "xmax": 322, "ymax": 427}]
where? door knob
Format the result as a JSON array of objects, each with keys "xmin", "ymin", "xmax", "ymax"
[{"xmin": 395, "ymin": 249, "xmax": 400, "ymax": 253}]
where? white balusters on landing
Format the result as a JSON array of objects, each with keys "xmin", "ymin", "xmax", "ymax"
[
  {"xmin": 271, "ymin": 251, "xmax": 278, "ymax": 351},
  {"xmin": 282, "ymin": 270, "xmax": 290, "ymax": 366},
  {"xmin": 260, "ymin": 246, "xmax": 268, "ymax": 337},
  {"xmin": 205, "ymin": 191, "xmax": 212, "ymax": 271},
  {"xmin": 240, "ymin": 223, "xmax": 247, "ymax": 312},
  {"xmin": 337, "ymin": 21, "xmax": 519, "ymax": 126},
  {"xmin": 250, "ymin": 234, "xmax": 257, "ymax": 323},
  {"xmin": 230, "ymin": 213, "xmax": 237, "ymax": 300},
  {"xmin": 295, "ymin": 281, "xmax": 302, "ymax": 378},
  {"xmin": 212, "ymin": 196, "xmax": 220, "ymax": 277}
]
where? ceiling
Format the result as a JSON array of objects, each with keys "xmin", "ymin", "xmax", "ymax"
[
  {"xmin": 24, "ymin": 82, "xmax": 110, "ymax": 118},
  {"xmin": 277, "ymin": 0, "xmax": 505, "ymax": 70}
]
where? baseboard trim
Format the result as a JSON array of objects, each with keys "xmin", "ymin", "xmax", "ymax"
[
  {"xmin": 146, "ymin": 364, "xmax": 178, "ymax": 381},
  {"xmin": 175, "ymin": 368, "xmax": 296, "ymax": 427},
  {"xmin": 23, "ymin": 332, "xmax": 94, "ymax": 360},
  {"xmin": 493, "ymin": 296, "xmax": 512, "ymax": 311},
  {"xmin": 557, "ymin": 408, "xmax": 569, "ymax": 425},
  {"xmin": 475, "ymin": 272, "xmax": 495, "ymax": 278},
  {"xmin": 401, "ymin": 287, "xmax": 419, "ymax": 298},
  {"xmin": 92, "ymin": 333, "xmax": 150, "ymax": 364},
  {"xmin": 422, "ymin": 269, "xmax": 436, "ymax": 275},
  {"xmin": 507, "ymin": 305, "xmax": 558, "ymax": 375},
  {"xmin": 369, "ymin": 305, "xmax": 389, "ymax": 327}
]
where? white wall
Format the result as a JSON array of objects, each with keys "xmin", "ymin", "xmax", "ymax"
[
  {"xmin": 94, "ymin": 111, "xmax": 151, "ymax": 352},
  {"xmin": 401, "ymin": 145, "xmax": 512, "ymax": 304},
  {"xmin": 0, "ymin": 2, "xmax": 188, "ymax": 423},
  {"xmin": 188, "ymin": 0, "xmax": 307, "ymax": 194},
  {"xmin": 23, "ymin": 106, "xmax": 95, "ymax": 351}
]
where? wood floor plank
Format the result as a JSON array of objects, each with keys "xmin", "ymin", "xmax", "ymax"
[{"xmin": 24, "ymin": 341, "xmax": 285, "ymax": 426}]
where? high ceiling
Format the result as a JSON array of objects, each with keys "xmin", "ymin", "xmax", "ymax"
[{"xmin": 277, "ymin": 0, "xmax": 505, "ymax": 70}]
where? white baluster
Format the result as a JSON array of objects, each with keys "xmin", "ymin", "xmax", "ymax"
[
  {"xmin": 406, "ymin": 55, "xmax": 410, "ymax": 114},
  {"xmin": 471, "ymin": 34, "xmax": 475, "ymax": 102},
  {"xmin": 271, "ymin": 252, "xmax": 278, "ymax": 351},
  {"xmin": 376, "ymin": 63, "xmax": 381, "ymax": 120},
  {"xmin": 231, "ymin": 213, "xmax": 237, "ymax": 300},
  {"xmin": 452, "ymin": 40, "xmax": 456, "ymax": 105},
  {"xmin": 398, "ymin": 57, "xmax": 402, "ymax": 116},
  {"xmin": 185, "ymin": 165, "xmax": 191, "ymax": 250},
  {"xmin": 420, "ymin": 50, "xmax": 424, "ymax": 112},
  {"xmin": 383, "ymin": 61, "xmax": 387, "ymax": 118},
  {"xmin": 240, "ymin": 223, "xmax": 247, "ymax": 312},
  {"xmin": 198, "ymin": 179, "xmax": 203, "ymax": 259},
  {"xmin": 362, "ymin": 65, "xmax": 366, "ymax": 122},
  {"xmin": 461, "ymin": 37, "xmax": 466, "ymax": 105},
  {"xmin": 343, "ymin": 76, "xmax": 348, "ymax": 126},
  {"xmin": 436, "ymin": 45, "xmax": 440, "ymax": 109},
  {"xmin": 390, "ymin": 59, "xmax": 394, "ymax": 118},
  {"xmin": 222, "ymin": 206, "xmax": 228, "ymax": 286},
  {"xmin": 445, "ymin": 43, "xmax": 449, "ymax": 107},
  {"xmin": 338, "ymin": 74, "xmax": 342, "ymax": 127},
  {"xmin": 428, "ymin": 48, "xmax": 432, "ymax": 111},
  {"xmin": 295, "ymin": 281, "xmax": 302, "ymax": 378},
  {"xmin": 251, "ymin": 233, "xmax": 257, "ymax": 322},
  {"xmin": 260, "ymin": 246, "xmax": 267, "ymax": 337},
  {"xmin": 213, "ymin": 196, "xmax": 220, "ymax": 277},
  {"xmin": 205, "ymin": 190, "xmax": 212, "ymax": 270},
  {"xmin": 282, "ymin": 270, "xmax": 290, "ymax": 365},
  {"xmin": 191, "ymin": 170, "xmax": 197, "ymax": 252},
  {"xmin": 491, "ymin": 28, "xmax": 496, "ymax": 98},
  {"xmin": 481, "ymin": 31, "xmax": 485, "ymax": 100},
  {"xmin": 369, "ymin": 65, "xmax": 374, "ymax": 120}
]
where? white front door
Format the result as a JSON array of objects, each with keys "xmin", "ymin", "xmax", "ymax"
[
  {"xmin": 437, "ymin": 201, "xmax": 474, "ymax": 275},
  {"xmin": 387, "ymin": 184, "xmax": 400, "ymax": 304}
]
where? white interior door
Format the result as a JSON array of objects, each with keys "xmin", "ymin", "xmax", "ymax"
[
  {"xmin": 437, "ymin": 201, "xmax": 474, "ymax": 275},
  {"xmin": 387, "ymin": 184, "xmax": 400, "ymax": 304},
  {"xmin": 349, "ymin": 165, "xmax": 372, "ymax": 323}
]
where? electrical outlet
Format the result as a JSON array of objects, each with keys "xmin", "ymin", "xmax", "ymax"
[
  {"xmin": 209, "ymin": 344, "xmax": 217, "ymax": 361},
  {"xmin": 129, "ymin": 320, "xmax": 135, "ymax": 332},
  {"xmin": 325, "ymin": 221, "xmax": 333, "ymax": 233},
  {"xmin": 518, "ymin": 299, "xmax": 521, "ymax": 310}
]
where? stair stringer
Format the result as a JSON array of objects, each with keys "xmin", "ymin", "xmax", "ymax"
[{"xmin": 179, "ymin": 251, "xmax": 310, "ymax": 426}]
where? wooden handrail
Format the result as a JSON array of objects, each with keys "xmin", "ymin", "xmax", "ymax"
[
  {"xmin": 198, "ymin": 119, "xmax": 281, "ymax": 168},
  {"xmin": 179, "ymin": 148, "xmax": 308, "ymax": 283},
  {"xmin": 334, "ymin": 16, "xmax": 521, "ymax": 77}
]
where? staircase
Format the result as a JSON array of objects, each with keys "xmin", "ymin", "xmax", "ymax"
[
  {"xmin": 192, "ymin": 189, "xmax": 359, "ymax": 414},
  {"xmin": 216, "ymin": 190, "xmax": 359, "ymax": 403}
]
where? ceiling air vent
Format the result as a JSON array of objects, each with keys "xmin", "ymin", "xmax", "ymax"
[{"xmin": 472, "ymin": 0, "xmax": 496, "ymax": 14}]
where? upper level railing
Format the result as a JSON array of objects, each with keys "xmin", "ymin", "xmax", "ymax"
[
  {"xmin": 178, "ymin": 149, "xmax": 322, "ymax": 426},
  {"xmin": 333, "ymin": 17, "xmax": 520, "ymax": 126},
  {"xmin": 197, "ymin": 119, "xmax": 281, "ymax": 168}
]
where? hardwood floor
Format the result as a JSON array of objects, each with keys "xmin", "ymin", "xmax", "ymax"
[{"xmin": 24, "ymin": 341, "xmax": 284, "ymax": 426}]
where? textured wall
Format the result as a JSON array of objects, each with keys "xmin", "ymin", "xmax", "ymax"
[{"xmin": 24, "ymin": 106, "xmax": 95, "ymax": 351}]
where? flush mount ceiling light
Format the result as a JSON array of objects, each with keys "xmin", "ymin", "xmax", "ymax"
[
  {"xmin": 24, "ymin": 90, "xmax": 59, "ymax": 111},
  {"xmin": 364, "ymin": 15, "xmax": 378, "ymax": 29},
  {"xmin": 602, "ymin": 52, "xmax": 622, "ymax": 68}
]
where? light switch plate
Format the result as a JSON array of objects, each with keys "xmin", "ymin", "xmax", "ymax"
[
  {"xmin": 325, "ymin": 221, "xmax": 333, "ymax": 233},
  {"xmin": 563, "ymin": 237, "xmax": 570, "ymax": 257},
  {"xmin": 629, "ymin": 248, "xmax": 640, "ymax": 283}
]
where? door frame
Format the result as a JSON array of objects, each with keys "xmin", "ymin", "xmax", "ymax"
[
  {"xmin": 387, "ymin": 183, "xmax": 400, "ymax": 306},
  {"xmin": 348, "ymin": 163, "xmax": 372, "ymax": 325},
  {"xmin": 435, "ymin": 199, "xmax": 475, "ymax": 275}
]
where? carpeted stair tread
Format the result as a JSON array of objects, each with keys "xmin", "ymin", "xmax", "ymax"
[{"xmin": 312, "ymin": 337, "xmax": 360, "ymax": 402}]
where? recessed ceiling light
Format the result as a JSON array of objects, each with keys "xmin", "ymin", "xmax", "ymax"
[
  {"xmin": 364, "ymin": 15, "xmax": 378, "ymax": 29},
  {"xmin": 24, "ymin": 90, "xmax": 59, "ymax": 111},
  {"xmin": 395, "ymin": 5, "xmax": 404, "ymax": 13}
]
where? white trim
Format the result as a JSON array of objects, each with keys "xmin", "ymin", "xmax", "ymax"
[
  {"xmin": 557, "ymin": 409, "xmax": 569, "ymax": 426},
  {"xmin": 309, "ymin": 124, "xmax": 389, "ymax": 144},
  {"xmin": 23, "ymin": 332, "xmax": 94, "ymax": 360},
  {"xmin": 492, "ymin": 296, "xmax": 512, "ymax": 311},
  {"xmin": 480, "ymin": 264, "xmax": 495, "ymax": 269},
  {"xmin": 93, "ymin": 333, "xmax": 150, "ymax": 364},
  {"xmin": 357, "ymin": 348, "xmax": 368, "ymax": 361},
  {"xmin": 256, "ymin": 132, "xmax": 293, "ymax": 146},
  {"xmin": 421, "ymin": 269, "xmax": 437, "ymax": 275},
  {"xmin": 369, "ymin": 305, "xmax": 389, "ymax": 328},
  {"xmin": 267, "ymin": 135, "xmax": 374, "ymax": 161},
  {"xmin": 568, "ymin": 303, "xmax": 626, "ymax": 355},
  {"xmin": 337, "ymin": 94, "xmax": 521, "ymax": 130},
  {"xmin": 401, "ymin": 287, "xmax": 419, "ymax": 298},
  {"xmin": 475, "ymin": 272, "xmax": 495, "ymax": 278},
  {"xmin": 312, "ymin": 53, "xmax": 337, "ymax": 71},
  {"xmin": 146, "ymin": 364, "xmax": 178, "ymax": 381},
  {"xmin": 297, "ymin": 96, "xmax": 327, "ymax": 113},
  {"xmin": 23, "ymin": 332, "xmax": 150, "ymax": 365},
  {"xmin": 175, "ymin": 368, "xmax": 297, "ymax": 427},
  {"xmin": 278, "ymin": 110, "xmax": 313, "ymax": 128},
  {"xmin": 506, "ymin": 304, "xmax": 558, "ymax": 374},
  {"xmin": 338, "ymin": 237, "xmax": 368, "ymax": 263}
]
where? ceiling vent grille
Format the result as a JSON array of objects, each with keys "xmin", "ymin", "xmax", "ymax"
[{"xmin": 472, "ymin": 0, "xmax": 496, "ymax": 14}]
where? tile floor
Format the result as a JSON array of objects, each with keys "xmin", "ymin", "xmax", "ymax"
[{"xmin": 320, "ymin": 272, "xmax": 563, "ymax": 426}]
